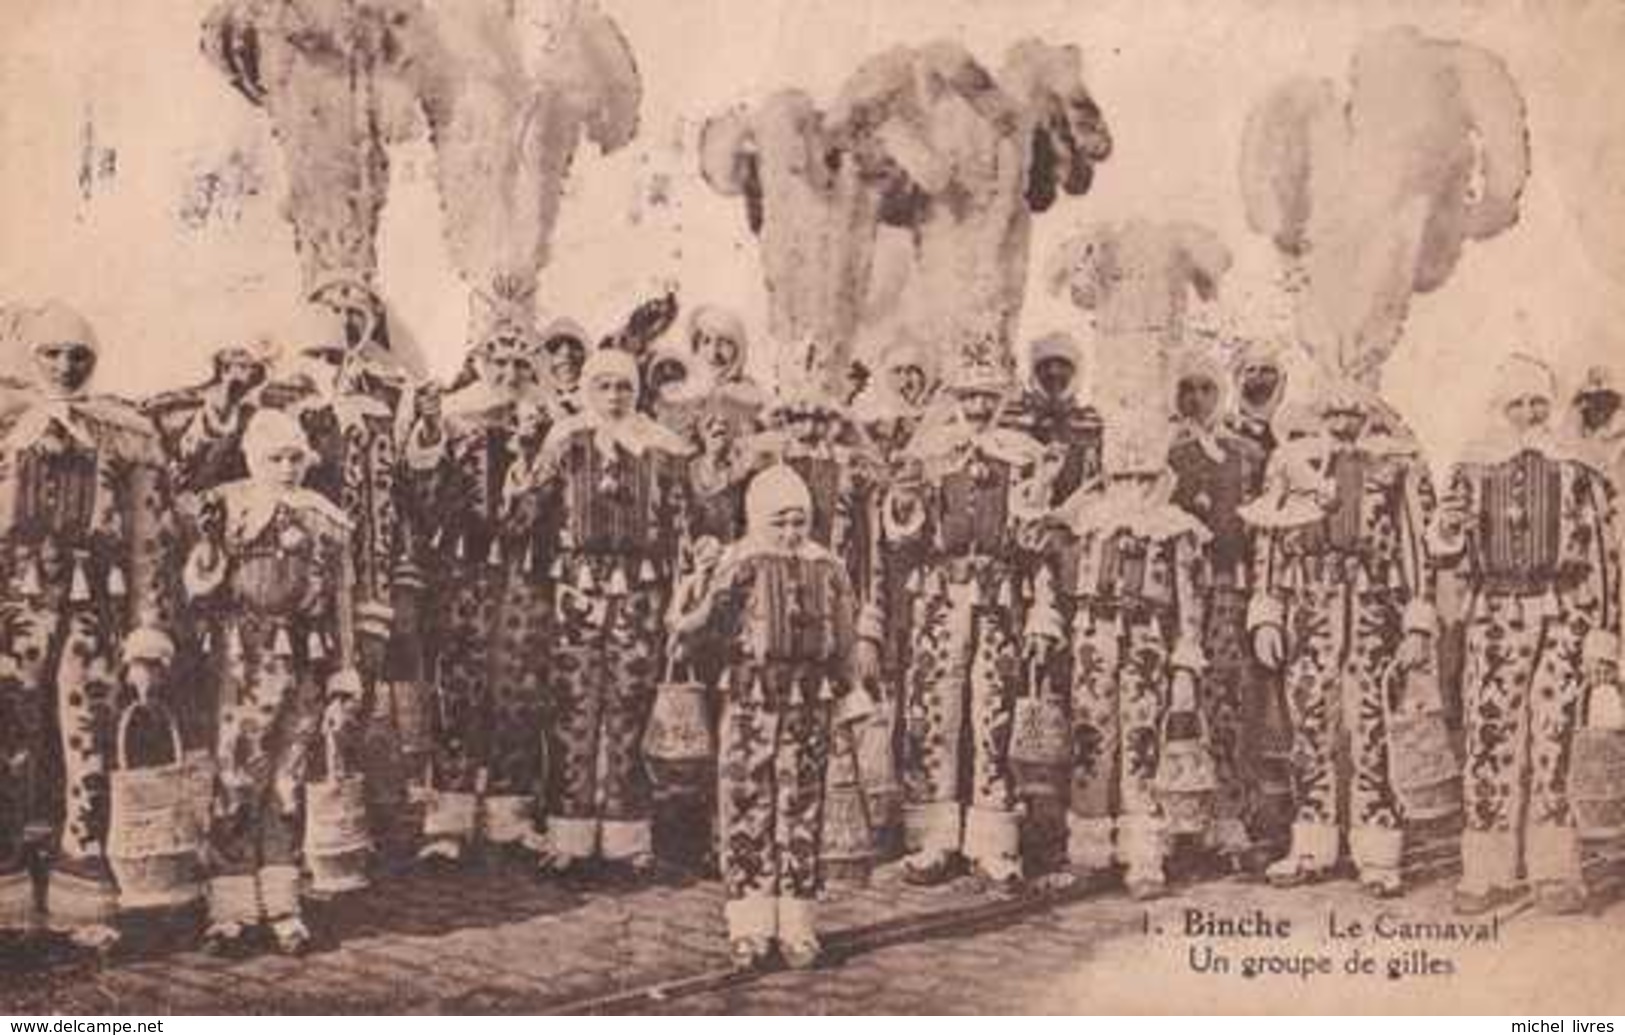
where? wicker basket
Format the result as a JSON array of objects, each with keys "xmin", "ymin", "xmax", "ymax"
[
  {"xmin": 1383, "ymin": 660, "xmax": 1462, "ymax": 822},
  {"xmin": 1009, "ymin": 661, "xmax": 1071, "ymax": 799},
  {"xmin": 107, "ymin": 702, "xmax": 209, "ymax": 911},
  {"xmin": 1152, "ymin": 709, "xmax": 1217, "ymax": 837},
  {"xmin": 642, "ymin": 665, "xmax": 715, "ymax": 793},
  {"xmin": 854, "ymin": 707, "xmax": 903, "ymax": 830},
  {"xmin": 305, "ymin": 732, "xmax": 373, "ymax": 895},
  {"xmin": 820, "ymin": 727, "xmax": 875, "ymax": 882},
  {"xmin": 1573, "ymin": 683, "xmax": 1625, "ymax": 840}
]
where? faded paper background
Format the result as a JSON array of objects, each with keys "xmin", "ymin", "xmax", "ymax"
[{"xmin": 1, "ymin": 0, "xmax": 1623, "ymax": 1015}]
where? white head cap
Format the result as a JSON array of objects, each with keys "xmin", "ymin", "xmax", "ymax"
[
  {"xmin": 19, "ymin": 300, "xmax": 99, "ymax": 356},
  {"xmin": 746, "ymin": 463, "xmax": 812, "ymax": 535},
  {"xmin": 243, "ymin": 408, "xmax": 314, "ymax": 479},
  {"xmin": 1491, "ymin": 352, "xmax": 1558, "ymax": 411}
]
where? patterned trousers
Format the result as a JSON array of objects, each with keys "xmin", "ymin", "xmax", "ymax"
[
  {"xmin": 902, "ymin": 576, "xmax": 1020, "ymax": 864},
  {"xmin": 1202, "ymin": 587, "xmax": 1258, "ymax": 852},
  {"xmin": 426, "ymin": 561, "xmax": 550, "ymax": 844},
  {"xmin": 1279, "ymin": 577, "xmax": 1403, "ymax": 874},
  {"xmin": 0, "ymin": 597, "xmax": 125, "ymax": 928},
  {"xmin": 1065, "ymin": 603, "xmax": 1169, "ymax": 876},
  {"xmin": 718, "ymin": 689, "xmax": 831, "ymax": 940},
  {"xmin": 1459, "ymin": 594, "xmax": 1585, "ymax": 890},
  {"xmin": 546, "ymin": 566, "xmax": 662, "ymax": 860}
]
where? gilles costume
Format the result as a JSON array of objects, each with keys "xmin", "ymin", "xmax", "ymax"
[
  {"xmin": 1243, "ymin": 381, "xmax": 1438, "ymax": 893},
  {"xmin": 883, "ymin": 359, "xmax": 1054, "ymax": 883},
  {"xmin": 0, "ymin": 303, "xmax": 178, "ymax": 946},
  {"xmin": 510, "ymin": 349, "xmax": 692, "ymax": 868},
  {"xmin": 1036, "ymin": 430, "xmax": 1210, "ymax": 896},
  {"xmin": 682, "ymin": 308, "xmax": 768, "ymax": 546},
  {"xmin": 1433, "ymin": 356, "xmax": 1621, "ymax": 912},
  {"xmin": 185, "ymin": 411, "xmax": 362, "ymax": 953},
  {"xmin": 1224, "ymin": 343, "xmax": 1287, "ymax": 459},
  {"xmin": 671, "ymin": 465, "xmax": 858, "ymax": 968},
  {"xmin": 274, "ymin": 332, "xmax": 405, "ymax": 691},
  {"xmin": 743, "ymin": 386, "xmax": 889, "ymax": 861},
  {"xmin": 405, "ymin": 331, "xmax": 555, "ymax": 859},
  {"xmin": 999, "ymin": 333, "xmax": 1104, "ymax": 507},
  {"xmin": 1165, "ymin": 358, "xmax": 1269, "ymax": 859}
]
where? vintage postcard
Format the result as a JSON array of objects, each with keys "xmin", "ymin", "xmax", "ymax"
[{"xmin": 0, "ymin": 0, "xmax": 1622, "ymax": 1016}]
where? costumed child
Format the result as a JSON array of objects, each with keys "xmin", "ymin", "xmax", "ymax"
[
  {"xmin": 668, "ymin": 464, "xmax": 868, "ymax": 971},
  {"xmin": 184, "ymin": 409, "xmax": 365, "ymax": 955}
]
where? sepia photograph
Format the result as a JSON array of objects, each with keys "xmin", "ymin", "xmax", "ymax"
[{"xmin": 0, "ymin": 0, "xmax": 1623, "ymax": 1017}]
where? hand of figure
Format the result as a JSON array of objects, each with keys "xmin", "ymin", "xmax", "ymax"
[{"xmin": 1253, "ymin": 625, "xmax": 1284, "ymax": 671}]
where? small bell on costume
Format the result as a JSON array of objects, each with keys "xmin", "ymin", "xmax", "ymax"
[
  {"xmin": 998, "ymin": 578, "xmax": 1017, "ymax": 610},
  {"xmin": 787, "ymin": 676, "xmax": 804, "ymax": 706},
  {"xmin": 106, "ymin": 564, "xmax": 127, "ymax": 599},
  {"xmin": 817, "ymin": 675, "xmax": 835, "ymax": 702},
  {"xmin": 577, "ymin": 563, "xmax": 597, "ymax": 591},
  {"xmin": 607, "ymin": 566, "xmax": 629, "ymax": 596},
  {"xmin": 487, "ymin": 539, "xmax": 503, "ymax": 567},
  {"xmin": 17, "ymin": 557, "xmax": 42, "ymax": 599},
  {"xmin": 272, "ymin": 626, "xmax": 295, "ymax": 658},
  {"xmin": 308, "ymin": 631, "xmax": 327, "ymax": 661},
  {"xmin": 639, "ymin": 558, "xmax": 657, "ymax": 584},
  {"xmin": 522, "ymin": 544, "xmax": 537, "ymax": 575},
  {"xmin": 549, "ymin": 554, "xmax": 564, "ymax": 580},
  {"xmin": 69, "ymin": 557, "xmax": 92, "ymax": 603},
  {"xmin": 748, "ymin": 672, "xmax": 767, "ymax": 704},
  {"xmin": 454, "ymin": 535, "xmax": 467, "ymax": 561},
  {"xmin": 905, "ymin": 569, "xmax": 923, "ymax": 595}
]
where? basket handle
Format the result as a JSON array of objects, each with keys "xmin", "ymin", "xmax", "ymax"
[{"xmin": 116, "ymin": 700, "xmax": 183, "ymax": 772}]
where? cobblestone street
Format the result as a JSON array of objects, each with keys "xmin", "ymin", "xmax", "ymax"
[{"xmin": 2, "ymin": 825, "xmax": 1621, "ymax": 1015}]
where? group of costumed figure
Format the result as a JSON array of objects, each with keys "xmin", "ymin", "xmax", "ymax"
[{"xmin": 3, "ymin": 0, "xmax": 1623, "ymax": 978}]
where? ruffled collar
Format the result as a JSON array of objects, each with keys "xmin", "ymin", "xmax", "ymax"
[
  {"xmin": 217, "ymin": 480, "xmax": 351, "ymax": 546},
  {"xmin": 546, "ymin": 408, "xmax": 692, "ymax": 459},
  {"xmin": 1062, "ymin": 480, "xmax": 1211, "ymax": 543},
  {"xmin": 8, "ymin": 395, "xmax": 98, "ymax": 451},
  {"xmin": 906, "ymin": 415, "xmax": 1041, "ymax": 469},
  {"xmin": 1456, "ymin": 426, "xmax": 1592, "ymax": 467}
]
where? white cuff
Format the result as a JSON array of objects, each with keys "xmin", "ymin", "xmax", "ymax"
[
  {"xmin": 963, "ymin": 805, "xmax": 1019, "ymax": 866},
  {"xmin": 777, "ymin": 896, "xmax": 816, "ymax": 944},
  {"xmin": 206, "ymin": 874, "xmax": 262, "ymax": 925},
  {"xmin": 483, "ymin": 795, "xmax": 539, "ymax": 845},
  {"xmin": 424, "ymin": 792, "xmax": 479, "ymax": 840},
  {"xmin": 905, "ymin": 801, "xmax": 964, "ymax": 856},
  {"xmin": 1348, "ymin": 824, "xmax": 1403, "ymax": 872},
  {"xmin": 547, "ymin": 817, "xmax": 599, "ymax": 859},
  {"xmin": 1526, "ymin": 824, "xmax": 1581, "ymax": 884},
  {"xmin": 725, "ymin": 895, "xmax": 777, "ymax": 941},
  {"xmin": 1584, "ymin": 629, "xmax": 1621, "ymax": 666},
  {"xmin": 600, "ymin": 819, "xmax": 652, "ymax": 861},
  {"xmin": 1247, "ymin": 594, "xmax": 1284, "ymax": 633},
  {"xmin": 257, "ymin": 865, "xmax": 302, "ymax": 919},
  {"xmin": 122, "ymin": 627, "xmax": 176, "ymax": 667},
  {"xmin": 1170, "ymin": 639, "xmax": 1207, "ymax": 673},
  {"xmin": 1402, "ymin": 600, "xmax": 1436, "ymax": 636},
  {"xmin": 1024, "ymin": 606, "xmax": 1066, "ymax": 646},
  {"xmin": 326, "ymin": 667, "xmax": 365, "ymax": 699}
]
